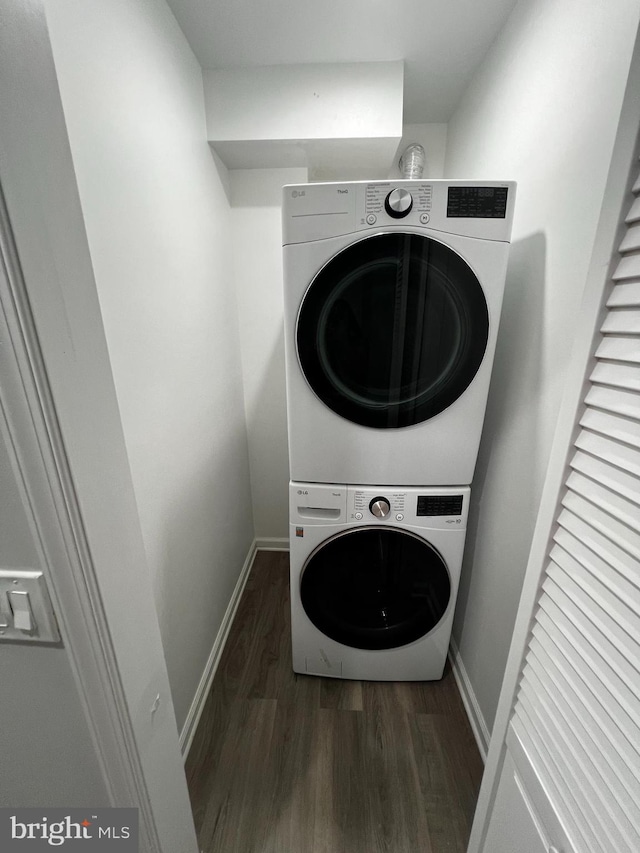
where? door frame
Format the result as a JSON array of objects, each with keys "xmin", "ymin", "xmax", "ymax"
[
  {"xmin": 0, "ymin": 2, "xmax": 198, "ymax": 850},
  {"xmin": 466, "ymin": 24, "xmax": 640, "ymax": 853}
]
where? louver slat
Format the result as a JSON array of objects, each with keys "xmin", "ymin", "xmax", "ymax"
[
  {"xmin": 619, "ymin": 225, "xmax": 640, "ymax": 253},
  {"xmin": 518, "ymin": 641, "xmax": 640, "ymax": 851},
  {"xmin": 595, "ymin": 335, "xmax": 640, "ymax": 363},
  {"xmin": 619, "ymin": 224, "xmax": 640, "ymax": 253},
  {"xmin": 519, "ymin": 666, "xmax": 640, "ymax": 850},
  {"xmin": 553, "ymin": 527, "xmax": 640, "ymax": 614},
  {"xmin": 579, "ymin": 407, "xmax": 640, "ymax": 448},
  {"xmin": 607, "ymin": 280, "xmax": 640, "ymax": 306},
  {"xmin": 589, "ymin": 360, "xmax": 640, "ymax": 391},
  {"xmin": 546, "ymin": 560, "xmax": 640, "ymax": 671},
  {"xmin": 518, "ymin": 664, "xmax": 640, "ymax": 850},
  {"xmin": 561, "ymin": 490, "xmax": 640, "ymax": 560},
  {"xmin": 538, "ymin": 588, "xmax": 640, "ymax": 737},
  {"xmin": 550, "ymin": 543, "xmax": 640, "ymax": 651},
  {"xmin": 600, "ymin": 307, "xmax": 640, "ymax": 333},
  {"xmin": 574, "ymin": 429, "xmax": 640, "ymax": 475},
  {"xmin": 528, "ymin": 630, "xmax": 640, "ymax": 771},
  {"xmin": 515, "ymin": 687, "xmax": 630, "ymax": 853},
  {"xmin": 510, "ymin": 713, "xmax": 596, "ymax": 852},
  {"xmin": 509, "ymin": 167, "xmax": 640, "ymax": 853},
  {"xmin": 519, "ymin": 586, "xmax": 640, "ymax": 853},
  {"xmin": 625, "ymin": 194, "xmax": 640, "ymax": 223},
  {"xmin": 534, "ymin": 609, "xmax": 640, "ymax": 754},
  {"xmin": 570, "ymin": 449, "xmax": 640, "ymax": 504},
  {"xmin": 613, "ymin": 254, "xmax": 640, "ymax": 280},
  {"xmin": 565, "ymin": 470, "xmax": 640, "ymax": 533},
  {"xmin": 557, "ymin": 508, "xmax": 639, "ymax": 587},
  {"xmin": 584, "ymin": 384, "xmax": 640, "ymax": 418}
]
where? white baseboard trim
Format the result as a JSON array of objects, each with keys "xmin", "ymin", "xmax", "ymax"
[
  {"xmin": 449, "ymin": 637, "xmax": 490, "ymax": 762},
  {"xmin": 180, "ymin": 539, "xmax": 258, "ymax": 761},
  {"xmin": 255, "ymin": 537, "xmax": 289, "ymax": 551}
]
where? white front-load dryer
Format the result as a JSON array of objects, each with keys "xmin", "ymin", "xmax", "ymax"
[
  {"xmin": 289, "ymin": 481, "xmax": 470, "ymax": 681},
  {"xmin": 283, "ymin": 180, "xmax": 516, "ymax": 486}
]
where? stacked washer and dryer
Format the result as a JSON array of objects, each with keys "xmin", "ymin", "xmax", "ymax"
[{"xmin": 283, "ymin": 179, "xmax": 515, "ymax": 681}]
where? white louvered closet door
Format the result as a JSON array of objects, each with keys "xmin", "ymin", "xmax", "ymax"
[{"xmin": 509, "ymin": 168, "xmax": 640, "ymax": 853}]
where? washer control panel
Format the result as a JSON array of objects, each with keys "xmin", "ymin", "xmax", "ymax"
[
  {"xmin": 347, "ymin": 486, "xmax": 469, "ymax": 529},
  {"xmin": 289, "ymin": 482, "xmax": 470, "ymax": 528},
  {"xmin": 353, "ymin": 489, "xmax": 405, "ymax": 519}
]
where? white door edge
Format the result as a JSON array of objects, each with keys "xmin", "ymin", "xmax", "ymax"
[
  {"xmin": 0, "ymin": 2, "xmax": 198, "ymax": 850},
  {"xmin": 466, "ymin": 24, "xmax": 640, "ymax": 853}
]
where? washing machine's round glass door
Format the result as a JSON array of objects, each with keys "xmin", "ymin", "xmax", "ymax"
[
  {"xmin": 297, "ymin": 232, "xmax": 489, "ymax": 428},
  {"xmin": 300, "ymin": 527, "xmax": 451, "ymax": 650}
]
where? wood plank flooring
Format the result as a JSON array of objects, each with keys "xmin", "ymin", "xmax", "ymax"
[{"xmin": 186, "ymin": 551, "xmax": 483, "ymax": 853}]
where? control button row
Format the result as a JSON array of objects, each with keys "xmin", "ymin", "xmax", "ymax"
[
  {"xmin": 354, "ymin": 511, "xmax": 405, "ymax": 521},
  {"xmin": 365, "ymin": 211, "xmax": 430, "ymax": 224}
]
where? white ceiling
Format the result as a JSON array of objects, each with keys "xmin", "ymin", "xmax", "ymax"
[{"xmin": 165, "ymin": 0, "xmax": 519, "ymax": 123}]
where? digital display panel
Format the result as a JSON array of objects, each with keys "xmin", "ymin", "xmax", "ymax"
[
  {"xmin": 447, "ymin": 186, "xmax": 508, "ymax": 218},
  {"xmin": 417, "ymin": 495, "xmax": 463, "ymax": 516}
]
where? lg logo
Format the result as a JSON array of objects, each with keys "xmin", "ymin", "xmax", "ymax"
[
  {"xmin": 291, "ymin": 190, "xmax": 306, "ymax": 198},
  {"xmin": 297, "ymin": 489, "xmax": 309, "ymax": 495}
]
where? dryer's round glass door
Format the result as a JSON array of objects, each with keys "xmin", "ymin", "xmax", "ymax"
[
  {"xmin": 300, "ymin": 527, "xmax": 451, "ymax": 650},
  {"xmin": 296, "ymin": 233, "xmax": 489, "ymax": 428}
]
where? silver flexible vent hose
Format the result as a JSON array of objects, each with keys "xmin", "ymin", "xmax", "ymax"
[{"xmin": 399, "ymin": 143, "xmax": 426, "ymax": 180}]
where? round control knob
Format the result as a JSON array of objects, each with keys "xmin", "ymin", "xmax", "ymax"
[
  {"xmin": 385, "ymin": 188, "xmax": 413, "ymax": 219},
  {"xmin": 369, "ymin": 497, "xmax": 391, "ymax": 518}
]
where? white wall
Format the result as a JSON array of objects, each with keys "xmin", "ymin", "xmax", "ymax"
[
  {"xmin": 45, "ymin": 0, "xmax": 254, "ymax": 731},
  {"xmin": 231, "ymin": 168, "xmax": 307, "ymax": 542},
  {"xmin": 205, "ymin": 62, "xmax": 403, "ymax": 180},
  {"xmin": 444, "ymin": 0, "xmax": 640, "ymax": 733},
  {"xmin": 205, "ymin": 62, "xmax": 403, "ymax": 142}
]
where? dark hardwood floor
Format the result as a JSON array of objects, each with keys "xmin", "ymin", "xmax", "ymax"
[{"xmin": 186, "ymin": 550, "xmax": 483, "ymax": 853}]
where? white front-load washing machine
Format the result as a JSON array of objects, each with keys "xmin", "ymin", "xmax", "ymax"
[
  {"xmin": 283, "ymin": 180, "xmax": 516, "ymax": 486},
  {"xmin": 289, "ymin": 481, "xmax": 470, "ymax": 681}
]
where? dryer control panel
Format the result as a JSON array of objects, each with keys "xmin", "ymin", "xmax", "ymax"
[{"xmin": 283, "ymin": 180, "xmax": 516, "ymax": 245}]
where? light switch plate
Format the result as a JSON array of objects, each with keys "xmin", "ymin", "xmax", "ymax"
[{"xmin": 0, "ymin": 569, "xmax": 60, "ymax": 643}]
